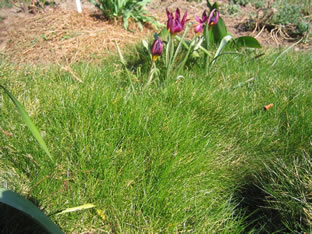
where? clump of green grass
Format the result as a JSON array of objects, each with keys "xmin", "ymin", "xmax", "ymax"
[
  {"xmin": 0, "ymin": 0, "xmax": 12, "ymax": 8},
  {"xmin": 272, "ymin": 1, "xmax": 311, "ymax": 35},
  {"xmin": 0, "ymin": 47, "xmax": 311, "ymax": 232},
  {"xmin": 256, "ymin": 153, "xmax": 312, "ymax": 232},
  {"xmin": 228, "ymin": 0, "xmax": 311, "ymax": 35}
]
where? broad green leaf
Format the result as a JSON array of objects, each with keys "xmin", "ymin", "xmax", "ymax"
[
  {"xmin": 55, "ymin": 203, "xmax": 96, "ymax": 215},
  {"xmin": 212, "ymin": 35, "xmax": 233, "ymax": 65},
  {"xmin": 88, "ymin": 0, "xmax": 100, "ymax": 9},
  {"xmin": 206, "ymin": 0, "xmax": 212, "ymax": 9},
  {"xmin": 191, "ymin": 51, "xmax": 200, "ymax": 58},
  {"xmin": 142, "ymin": 39, "xmax": 152, "ymax": 60},
  {"xmin": 122, "ymin": 10, "xmax": 131, "ymax": 30},
  {"xmin": 211, "ymin": 2, "xmax": 218, "ymax": 10},
  {"xmin": 159, "ymin": 28, "xmax": 169, "ymax": 42},
  {"xmin": 233, "ymin": 36, "xmax": 261, "ymax": 48},
  {"xmin": 0, "ymin": 85, "xmax": 54, "ymax": 163},
  {"xmin": 210, "ymin": 16, "xmax": 228, "ymax": 44},
  {"xmin": 137, "ymin": 21, "xmax": 143, "ymax": 31},
  {"xmin": 207, "ymin": 25, "xmax": 215, "ymax": 45},
  {"xmin": 142, "ymin": 39, "xmax": 150, "ymax": 53},
  {"xmin": 0, "ymin": 188, "xmax": 63, "ymax": 234}
]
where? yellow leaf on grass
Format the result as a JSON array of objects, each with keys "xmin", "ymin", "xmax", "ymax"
[
  {"xmin": 96, "ymin": 209, "xmax": 106, "ymax": 221},
  {"xmin": 56, "ymin": 203, "xmax": 96, "ymax": 215}
]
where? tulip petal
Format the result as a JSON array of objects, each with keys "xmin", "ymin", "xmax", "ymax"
[
  {"xmin": 195, "ymin": 16, "xmax": 201, "ymax": 23},
  {"xmin": 166, "ymin": 8, "xmax": 171, "ymax": 17},
  {"xmin": 202, "ymin": 10, "xmax": 208, "ymax": 23},
  {"xmin": 208, "ymin": 9, "xmax": 219, "ymax": 26},
  {"xmin": 175, "ymin": 8, "xmax": 180, "ymax": 20},
  {"xmin": 181, "ymin": 10, "xmax": 187, "ymax": 25},
  {"xmin": 195, "ymin": 23, "xmax": 204, "ymax": 34}
]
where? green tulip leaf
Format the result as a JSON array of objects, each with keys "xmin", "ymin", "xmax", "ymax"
[
  {"xmin": 233, "ymin": 36, "xmax": 261, "ymax": 48},
  {"xmin": 0, "ymin": 188, "xmax": 63, "ymax": 234},
  {"xmin": 212, "ymin": 35, "xmax": 233, "ymax": 65},
  {"xmin": 206, "ymin": 0, "xmax": 212, "ymax": 9},
  {"xmin": 211, "ymin": 16, "xmax": 228, "ymax": 45},
  {"xmin": 159, "ymin": 28, "xmax": 169, "ymax": 42},
  {"xmin": 211, "ymin": 2, "xmax": 218, "ymax": 10},
  {"xmin": 0, "ymin": 85, "xmax": 54, "ymax": 163}
]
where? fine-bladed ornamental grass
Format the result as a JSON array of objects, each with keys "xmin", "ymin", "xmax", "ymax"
[
  {"xmin": 1, "ymin": 48, "xmax": 311, "ymax": 232},
  {"xmin": 1, "ymin": 0, "xmax": 311, "ymax": 232}
]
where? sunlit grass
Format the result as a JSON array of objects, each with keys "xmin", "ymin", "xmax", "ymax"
[{"xmin": 0, "ymin": 48, "xmax": 311, "ymax": 232}]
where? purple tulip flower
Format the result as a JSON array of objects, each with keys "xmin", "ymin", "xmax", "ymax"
[
  {"xmin": 166, "ymin": 8, "xmax": 188, "ymax": 35},
  {"xmin": 151, "ymin": 38, "xmax": 163, "ymax": 62},
  {"xmin": 195, "ymin": 10, "xmax": 209, "ymax": 35},
  {"xmin": 207, "ymin": 9, "xmax": 219, "ymax": 28}
]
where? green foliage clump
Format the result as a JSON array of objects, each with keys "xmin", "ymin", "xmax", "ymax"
[
  {"xmin": 253, "ymin": 0, "xmax": 265, "ymax": 9},
  {"xmin": 88, "ymin": 0, "xmax": 159, "ymax": 30},
  {"xmin": 226, "ymin": 3, "xmax": 241, "ymax": 15},
  {"xmin": 272, "ymin": 3, "xmax": 310, "ymax": 35},
  {"xmin": 0, "ymin": 0, "xmax": 12, "ymax": 8},
  {"xmin": 230, "ymin": 0, "xmax": 250, "ymax": 6},
  {"xmin": 186, "ymin": 0, "xmax": 203, "ymax": 2},
  {"xmin": 257, "ymin": 155, "xmax": 312, "ymax": 232}
]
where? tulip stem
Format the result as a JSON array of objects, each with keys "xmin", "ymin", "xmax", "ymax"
[
  {"xmin": 204, "ymin": 23, "xmax": 210, "ymax": 75},
  {"xmin": 165, "ymin": 34, "xmax": 171, "ymax": 68},
  {"xmin": 175, "ymin": 35, "xmax": 211, "ymax": 57},
  {"xmin": 166, "ymin": 34, "xmax": 174, "ymax": 79},
  {"xmin": 166, "ymin": 23, "xmax": 191, "ymax": 79},
  {"xmin": 177, "ymin": 35, "xmax": 196, "ymax": 74},
  {"xmin": 145, "ymin": 62, "xmax": 156, "ymax": 89},
  {"xmin": 171, "ymin": 23, "xmax": 190, "ymax": 67},
  {"xmin": 125, "ymin": 69, "xmax": 136, "ymax": 95}
]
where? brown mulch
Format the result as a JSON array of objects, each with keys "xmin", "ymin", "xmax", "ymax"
[
  {"xmin": 1, "ymin": 8, "xmax": 154, "ymax": 64},
  {"xmin": 0, "ymin": 0, "xmax": 311, "ymax": 65}
]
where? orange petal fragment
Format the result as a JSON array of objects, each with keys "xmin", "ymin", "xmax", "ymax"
[{"xmin": 264, "ymin": 103, "xmax": 274, "ymax": 111}]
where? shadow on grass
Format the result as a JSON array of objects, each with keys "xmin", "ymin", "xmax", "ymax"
[
  {"xmin": 236, "ymin": 178, "xmax": 286, "ymax": 233},
  {"xmin": 0, "ymin": 190, "xmax": 62, "ymax": 234},
  {"xmin": 0, "ymin": 203, "xmax": 49, "ymax": 234}
]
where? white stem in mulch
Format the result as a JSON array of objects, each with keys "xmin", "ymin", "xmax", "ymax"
[{"xmin": 75, "ymin": 0, "xmax": 82, "ymax": 13}]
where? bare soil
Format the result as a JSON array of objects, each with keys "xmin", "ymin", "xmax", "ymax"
[{"xmin": 0, "ymin": 0, "xmax": 310, "ymax": 65}]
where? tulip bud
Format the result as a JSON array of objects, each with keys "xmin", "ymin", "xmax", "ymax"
[
  {"xmin": 194, "ymin": 10, "xmax": 208, "ymax": 36},
  {"xmin": 151, "ymin": 38, "xmax": 163, "ymax": 62},
  {"xmin": 208, "ymin": 9, "xmax": 219, "ymax": 27}
]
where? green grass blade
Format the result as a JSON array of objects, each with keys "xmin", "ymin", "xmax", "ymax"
[
  {"xmin": 0, "ymin": 188, "xmax": 63, "ymax": 234},
  {"xmin": 114, "ymin": 41, "xmax": 126, "ymax": 66},
  {"xmin": 271, "ymin": 37, "xmax": 303, "ymax": 67},
  {"xmin": 0, "ymin": 85, "xmax": 54, "ymax": 163}
]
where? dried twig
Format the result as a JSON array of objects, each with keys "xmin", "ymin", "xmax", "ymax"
[{"xmin": 57, "ymin": 63, "xmax": 83, "ymax": 83}]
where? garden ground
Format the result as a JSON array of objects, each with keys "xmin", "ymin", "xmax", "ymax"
[
  {"xmin": 0, "ymin": 0, "xmax": 312, "ymax": 233},
  {"xmin": 0, "ymin": 0, "xmax": 311, "ymax": 65}
]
